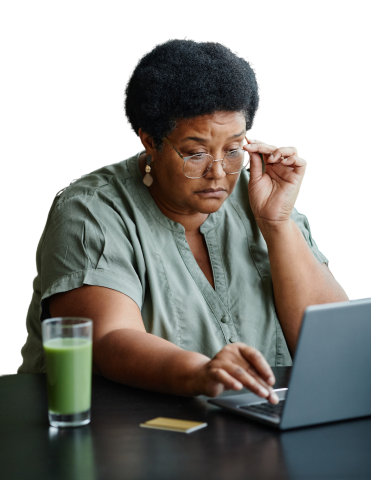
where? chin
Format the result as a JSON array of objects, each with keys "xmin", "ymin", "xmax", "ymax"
[{"xmin": 195, "ymin": 198, "xmax": 226, "ymax": 214}]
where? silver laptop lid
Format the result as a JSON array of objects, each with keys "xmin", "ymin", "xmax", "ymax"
[{"xmin": 281, "ymin": 299, "xmax": 371, "ymax": 430}]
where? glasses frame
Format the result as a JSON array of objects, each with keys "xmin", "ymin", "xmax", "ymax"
[{"xmin": 164, "ymin": 137, "xmax": 249, "ymax": 179}]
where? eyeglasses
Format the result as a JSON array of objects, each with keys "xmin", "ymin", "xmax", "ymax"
[{"xmin": 164, "ymin": 137, "xmax": 250, "ymax": 179}]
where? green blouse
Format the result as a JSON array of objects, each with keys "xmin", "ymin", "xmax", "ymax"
[{"xmin": 19, "ymin": 153, "xmax": 328, "ymax": 373}]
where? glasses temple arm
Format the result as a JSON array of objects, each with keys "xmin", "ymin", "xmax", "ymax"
[{"xmin": 164, "ymin": 138, "xmax": 184, "ymax": 159}]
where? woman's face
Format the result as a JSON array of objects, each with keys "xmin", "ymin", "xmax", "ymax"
[{"xmin": 142, "ymin": 111, "xmax": 247, "ymax": 216}]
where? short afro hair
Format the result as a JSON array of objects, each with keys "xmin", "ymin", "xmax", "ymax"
[{"xmin": 125, "ymin": 39, "xmax": 259, "ymax": 148}]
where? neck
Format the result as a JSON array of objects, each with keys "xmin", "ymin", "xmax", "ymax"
[{"xmin": 151, "ymin": 188, "xmax": 209, "ymax": 234}]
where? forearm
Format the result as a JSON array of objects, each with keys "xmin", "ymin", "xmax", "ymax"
[
  {"xmin": 48, "ymin": 286, "xmax": 276, "ymax": 399},
  {"xmin": 94, "ymin": 328, "xmax": 210, "ymax": 396},
  {"xmin": 259, "ymin": 219, "xmax": 348, "ymax": 352}
]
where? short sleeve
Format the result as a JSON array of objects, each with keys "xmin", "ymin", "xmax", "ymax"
[
  {"xmin": 39, "ymin": 194, "xmax": 143, "ymax": 319},
  {"xmin": 290, "ymin": 207, "xmax": 329, "ymax": 266}
]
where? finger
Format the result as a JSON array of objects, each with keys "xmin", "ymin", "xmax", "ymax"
[
  {"xmin": 280, "ymin": 155, "xmax": 297, "ymax": 166},
  {"xmin": 248, "ymin": 151, "xmax": 265, "ymax": 181},
  {"xmin": 240, "ymin": 359, "xmax": 280, "ymax": 404},
  {"xmin": 265, "ymin": 163, "xmax": 297, "ymax": 183},
  {"xmin": 268, "ymin": 155, "xmax": 307, "ymax": 170},
  {"xmin": 244, "ymin": 142, "xmax": 275, "ymax": 155},
  {"xmin": 247, "ymin": 139, "xmax": 277, "ymax": 150},
  {"xmin": 223, "ymin": 362, "xmax": 272, "ymax": 399},
  {"xmin": 245, "ymin": 365, "xmax": 274, "ymax": 390},
  {"xmin": 239, "ymin": 345, "xmax": 275, "ymax": 385},
  {"xmin": 245, "ymin": 366, "xmax": 279, "ymax": 404},
  {"xmin": 225, "ymin": 355, "xmax": 276, "ymax": 393},
  {"xmin": 268, "ymin": 391, "xmax": 280, "ymax": 405},
  {"xmin": 281, "ymin": 155, "xmax": 306, "ymax": 168},
  {"xmin": 268, "ymin": 147, "xmax": 298, "ymax": 163},
  {"xmin": 210, "ymin": 368, "xmax": 244, "ymax": 391}
]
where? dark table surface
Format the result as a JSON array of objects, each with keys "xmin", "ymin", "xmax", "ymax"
[{"xmin": 1, "ymin": 367, "xmax": 371, "ymax": 480}]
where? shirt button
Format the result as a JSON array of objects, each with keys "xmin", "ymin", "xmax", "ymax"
[
  {"xmin": 221, "ymin": 315, "xmax": 229, "ymax": 324},
  {"xmin": 229, "ymin": 336, "xmax": 237, "ymax": 343}
]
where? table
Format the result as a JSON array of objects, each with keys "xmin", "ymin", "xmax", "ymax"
[{"xmin": 1, "ymin": 367, "xmax": 370, "ymax": 480}]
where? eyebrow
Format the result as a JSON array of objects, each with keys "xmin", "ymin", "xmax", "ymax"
[
  {"xmin": 228, "ymin": 130, "xmax": 246, "ymax": 140},
  {"xmin": 180, "ymin": 130, "xmax": 246, "ymax": 143},
  {"xmin": 181, "ymin": 136, "xmax": 207, "ymax": 143}
]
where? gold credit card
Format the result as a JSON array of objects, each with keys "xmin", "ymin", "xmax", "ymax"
[{"xmin": 140, "ymin": 417, "xmax": 207, "ymax": 434}]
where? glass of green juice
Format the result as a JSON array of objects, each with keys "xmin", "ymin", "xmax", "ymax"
[{"xmin": 42, "ymin": 317, "xmax": 93, "ymax": 428}]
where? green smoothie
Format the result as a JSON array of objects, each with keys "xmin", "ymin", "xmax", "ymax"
[{"xmin": 44, "ymin": 337, "xmax": 92, "ymax": 415}]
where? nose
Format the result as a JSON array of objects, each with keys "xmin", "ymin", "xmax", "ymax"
[{"xmin": 204, "ymin": 158, "xmax": 226, "ymax": 179}]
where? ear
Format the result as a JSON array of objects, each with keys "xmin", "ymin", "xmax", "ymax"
[{"xmin": 138, "ymin": 128, "xmax": 156, "ymax": 155}]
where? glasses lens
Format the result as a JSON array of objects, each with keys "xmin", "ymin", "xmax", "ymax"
[
  {"xmin": 184, "ymin": 154, "xmax": 214, "ymax": 178},
  {"xmin": 223, "ymin": 150, "xmax": 249, "ymax": 173}
]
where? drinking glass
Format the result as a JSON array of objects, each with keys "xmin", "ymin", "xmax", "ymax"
[{"xmin": 42, "ymin": 317, "xmax": 93, "ymax": 428}]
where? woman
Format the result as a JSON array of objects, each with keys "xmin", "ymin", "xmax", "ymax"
[{"xmin": 19, "ymin": 40, "xmax": 348, "ymax": 403}]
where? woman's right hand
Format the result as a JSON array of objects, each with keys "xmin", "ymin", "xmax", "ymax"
[{"xmin": 192, "ymin": 343, "xmax": 279, "ymax": 403}]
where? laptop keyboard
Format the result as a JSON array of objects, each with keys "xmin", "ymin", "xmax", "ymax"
[{"xmin": 239, "ymin": 399, "xmax": 285, "ymax": 419}]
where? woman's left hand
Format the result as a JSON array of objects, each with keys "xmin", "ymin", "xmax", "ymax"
[{"xmin": 244, "ymin": 140, "xmax": 307, "ymax": 227}]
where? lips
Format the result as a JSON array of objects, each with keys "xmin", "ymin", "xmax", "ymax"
[
  {"xmin": 195, "ymin": 187, "xmax": 227, "ymax": 199},
  {"xmin": 196, "ymin": 188, "xmax": 225, "ymax": 193}
]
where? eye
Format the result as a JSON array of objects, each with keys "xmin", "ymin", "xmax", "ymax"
[
  {"xmin": 226, "ymin": 149, "xmax": 240, "ymax": 158},
  {"xmin": 189, "ymin": 152, "xmax": 209, "ymax": 159}
]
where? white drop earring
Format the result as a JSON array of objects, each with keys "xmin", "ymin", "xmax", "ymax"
[{"xmin": 143, "ymin": 154, "xmax": 153, "ymax": 187}]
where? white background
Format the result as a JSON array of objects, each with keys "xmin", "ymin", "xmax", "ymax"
[{"xmin": 1, "ymin": 0, "xmax": 370, "ymax": 375}]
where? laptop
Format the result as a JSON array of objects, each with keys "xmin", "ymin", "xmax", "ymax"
[{"xmin": 208, "ymin": 299, "xmax": 371, "ymax": 430}]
